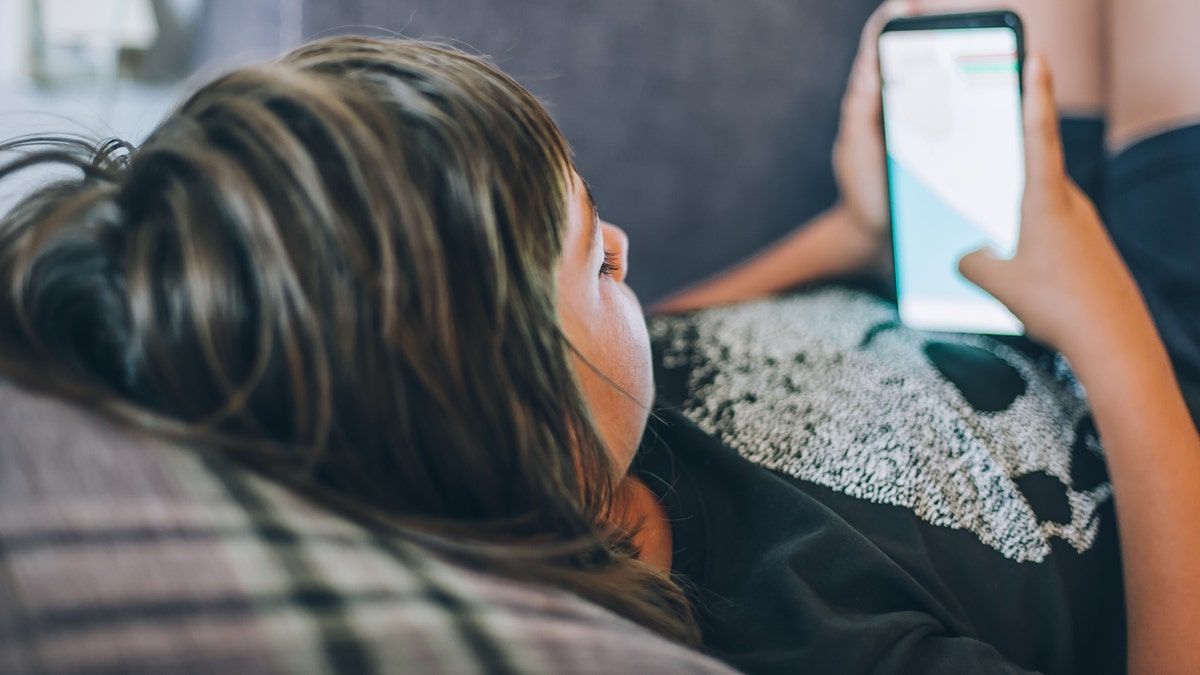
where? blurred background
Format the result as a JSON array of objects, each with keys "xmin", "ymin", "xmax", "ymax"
[
  {"xmin": 0, "ymin": 0, "xmax": 876, "ymax": 302},
  {"xmin": 0, "ymin": 0, "xmax": 299, "ymax": 144}
]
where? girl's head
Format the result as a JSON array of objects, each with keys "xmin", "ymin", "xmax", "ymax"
[{"xmin": 0, "ymin": 38, "xmax": 683, "ymax": 640}]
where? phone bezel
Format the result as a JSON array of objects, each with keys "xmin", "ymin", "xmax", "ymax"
[{"xmin": 878, "ymin": 10, "xmax": 1027, "ymax": 336}]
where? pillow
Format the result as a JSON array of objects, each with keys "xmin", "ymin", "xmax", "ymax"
[{"xmin": 0, "ymin": 379, "xmax": 734, "ymax": 674}]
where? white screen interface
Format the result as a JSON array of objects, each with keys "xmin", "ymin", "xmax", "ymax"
[{"xmin": 880, "ymin": 27, "xmax": 1025, "ymax": 334}]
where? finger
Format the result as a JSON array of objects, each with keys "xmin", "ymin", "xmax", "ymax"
[
  {"xmin": 843, "ymin": 67, "xmax": 883, "ymax": 126},
  {"xmin": 851, "ymin": 1, "xmax": 917, "ymax": 90},
  {"xmin": 958, "ymin": 246, "xmax": 1017, "ymax": 304},
  {"xmin": 910, "ymin": 1, "xmax": 975, "ymax": 13},
  {"xmin": 1022, "ymin": 52, "xmax": 1067, "ymax": 184}
]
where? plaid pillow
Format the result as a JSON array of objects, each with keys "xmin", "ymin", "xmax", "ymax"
[{"xmin": 0, "ymin": 380, "xmax": 733, "ymax": 674}]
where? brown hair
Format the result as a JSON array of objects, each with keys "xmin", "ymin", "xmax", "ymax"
[{"xmin": 0, "ymin": 38, "xmax": 697, "ymax": 644}]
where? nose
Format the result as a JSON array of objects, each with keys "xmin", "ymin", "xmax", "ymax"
[{"xmin": 600, "ymin": 221, "xmax": 630, "ymax": 283}]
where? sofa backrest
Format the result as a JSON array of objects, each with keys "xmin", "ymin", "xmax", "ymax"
[{"xmin": 0, "ymin": 379, "xmax": 733, "ymax": 674}]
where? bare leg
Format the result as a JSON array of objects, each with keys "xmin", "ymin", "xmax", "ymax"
[
  {"xmin": 915, "ymin": 0, "xmax": 1105, "ymax": 115},
  {"xmin": 1106, "ymin": 0, "xmax": 1200, "ymax": 151}
]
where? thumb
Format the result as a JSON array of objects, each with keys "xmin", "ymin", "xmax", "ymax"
[
  {"xmin": 958, "ymin": 246, "xmax": 1017, "ymax": 305},
  {"xmin": 1022, "ymin": 52, "xmax": 1067, "ymax": 185}
]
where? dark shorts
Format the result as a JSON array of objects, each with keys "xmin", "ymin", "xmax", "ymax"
[{"xmin": 1062, "ymin": 119, "xmax": 1200, "ymax": 425}]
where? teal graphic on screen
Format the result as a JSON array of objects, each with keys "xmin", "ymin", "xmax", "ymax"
[{"xmin": 881, "ymin": 26, "xmax": 1025, "ymax": 334}]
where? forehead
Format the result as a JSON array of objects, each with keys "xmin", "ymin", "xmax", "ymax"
[
  {"xmin": 568, "ymin": 172, "xmax": 595, "ymax": 216},
  {"xmin": 564, "ymin": 171, "xmax": 597, "ymax": 257}
]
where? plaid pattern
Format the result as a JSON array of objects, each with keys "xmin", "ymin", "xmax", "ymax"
[{"xmin": 0, "ymin": 380, "xmax": 734, "ymax": 674}]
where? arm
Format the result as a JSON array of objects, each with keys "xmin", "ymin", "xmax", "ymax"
[
  {"xmin": 651, "ymin": 205, "xmax": 888, "ymax": 314},
  {"xmin": 1076, "ymin": 283, "xmax": 1200, "ymax": 675},
  {"xmin": 960, "ymin": 53, "xmax": 1200, "ymax": 675}
]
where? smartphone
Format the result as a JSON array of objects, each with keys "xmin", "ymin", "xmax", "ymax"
[{"xmin": 879, "ymin": 11, "xmax": 1026, "ymax": 335}]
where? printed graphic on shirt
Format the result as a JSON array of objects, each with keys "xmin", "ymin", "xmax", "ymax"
[{"xmin": 649, "ymin": 287, "xmax": 1111, "ymax": 563}]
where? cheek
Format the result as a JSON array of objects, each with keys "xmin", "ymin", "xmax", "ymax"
[
  {"xmin": 592, "ymin": 285, "xmax": 653, "ymax": 473},
  {"xmin": 558, "ymin": 274, "xmax": 654, "ymax": 476},
  {"xmin": 609, "ymin": 286, "xmax": 653, "ymax": 406}
]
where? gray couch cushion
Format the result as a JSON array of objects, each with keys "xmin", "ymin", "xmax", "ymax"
[{"xmin": 0, "ymin": 379, "xmax": 733, "ymax": 674}]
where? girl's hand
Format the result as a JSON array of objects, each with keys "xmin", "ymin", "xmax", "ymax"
[
  {"xmin": 968, "ymin": 55, "xmax": 1200, "ymax": 675},
  {"xmin": 958, "ymin": 53, "xmax": 1154, "ymax": 357},
  {"xmin": 831, "ymin": 0, "xmax": 914, "ymax": 277}
]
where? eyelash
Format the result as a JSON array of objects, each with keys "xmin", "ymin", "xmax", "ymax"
[{"xmin": 599, "ymin": 249, "xmax": 621, "ymax": 278}]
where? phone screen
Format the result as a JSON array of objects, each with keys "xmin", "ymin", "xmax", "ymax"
[{"xmin": 880, "ymin": 20, "xmax": 1025, "ymax": 335}]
